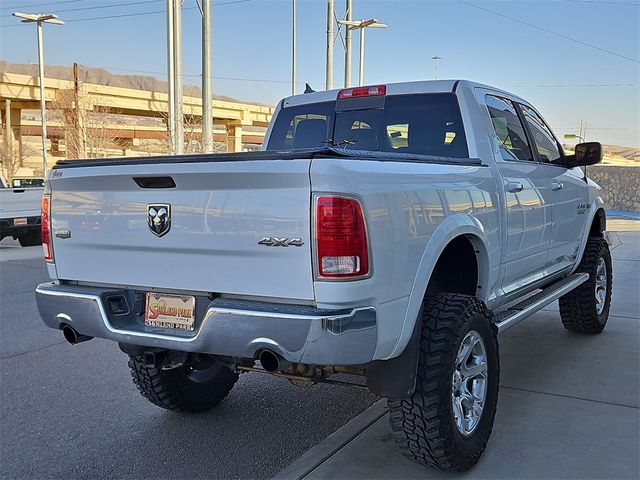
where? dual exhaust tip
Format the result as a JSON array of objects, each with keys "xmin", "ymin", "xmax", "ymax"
[
  {"xmin": 62, "ymin": 325, "xmax": 93, "ymax": 345},
  {"xmin": 259, "ymin": 350, "xmax": 290, "ymax": 373},
  {"xmin": 61, "ymin": 326, "xmax": 287, "ymax": 372}
]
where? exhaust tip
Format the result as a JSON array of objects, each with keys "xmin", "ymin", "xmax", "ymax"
[
  {"xmin": 259, "ymin": 350, "xmax": 281, "ymax": 373},
  {"xmin": 62, "ymin": 325, "xmax": 93, "ymax": 345}
]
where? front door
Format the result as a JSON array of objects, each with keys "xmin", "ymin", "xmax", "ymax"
[
  {"xmin": 518, "ymin": 104, "xmax": 588, "ymax": 274},
  {"xmin": 484, "ymin": 94, "xmax": 554, "ymax": 295}
]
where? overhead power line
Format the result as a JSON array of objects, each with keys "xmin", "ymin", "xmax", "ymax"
[
  {"xmin": 458, "ymin": 0, "xmax": 640, "ymax": 64},
  {"xmin": 0, "ymin": 0, "xmax": 254, "ymax": 25},
  {"xmin": 0, "ymin": 0, "xmax": 84, "ymax": 12},
  {"xmin": 41, "ymin": 0, "xmax": 165, "ymax": 15},
  {"xmin": 553, "ymin": 0, "xmax": 640, "ymax": 6}
]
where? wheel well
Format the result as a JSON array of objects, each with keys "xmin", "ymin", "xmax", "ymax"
[
  {"xmin": 426, "ymin": 236, "xmax": 479, "ymax": 297},
  {"xmin": 589, "ymin": 209, "xmax": 606, "ymax": 238}
]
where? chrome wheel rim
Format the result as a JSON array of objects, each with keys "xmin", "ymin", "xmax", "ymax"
[
  {"xmin": 595, "ymin": 257, "xmax": 607, "ymax": 315},
  {"xmin": 452, "ymin": 330, "xmax": 488, "ymax": 436}
]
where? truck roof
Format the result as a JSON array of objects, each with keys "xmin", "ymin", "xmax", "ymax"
[{"xmin": 283, "ymin": 79, "xmax": 531, "ymax": 108}]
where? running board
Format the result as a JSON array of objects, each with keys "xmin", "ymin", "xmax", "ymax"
[{"xmin": 494, "ymin": 273, "xmax": 589, "ymax": 333}]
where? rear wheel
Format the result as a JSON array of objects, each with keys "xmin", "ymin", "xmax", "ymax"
[
  {"xmin": 128, "ymin": 354, "xmax": 238, "ymax": 413},
  {"xmin": 559, "ymin": 237, "xmax": 612, "ymax": 334},
  {"xmin": 18, "ymin": 230, "xmax": 41, "ymax": 247},
  {"xmin": 388, "ymin": 294, "xmax": 499, "ymax": 472}
]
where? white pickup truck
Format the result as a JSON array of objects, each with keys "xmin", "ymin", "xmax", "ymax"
[
  {"xmin": 0, "ymin": 173, "xmax": 42, "ymax": 246},
  {"xmin": 35, "ymin": 80, "xmax": 612, "ymax": 472}
]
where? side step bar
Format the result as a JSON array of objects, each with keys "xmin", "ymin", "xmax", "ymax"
[{"xmin": 494, "ymin": 273, "xmax": 589, "ymax": 333}]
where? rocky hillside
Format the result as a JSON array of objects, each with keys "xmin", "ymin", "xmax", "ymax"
[{"xmin": 0, "ymin": 61, "xmax": 243, "ymax": 103}]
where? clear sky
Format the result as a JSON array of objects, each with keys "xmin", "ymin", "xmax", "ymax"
[{"xmin": 1, "ymin": 0, "xmax": 639, "ymax": 146}]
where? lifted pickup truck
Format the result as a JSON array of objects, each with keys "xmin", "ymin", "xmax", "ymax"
[
  {"xmin": 0, "ymin": 174, "xmax": 42, "ymax": 246},
  {"xmin": 36, "ymin": 80, "xmax": 612, "ymax": 472}
]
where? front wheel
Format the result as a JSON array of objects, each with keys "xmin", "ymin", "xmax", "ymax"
[
  {"xmin": 388, "ymin": 294, "xmax": 499, "ymax": 472},
  {"xmin": 559, "ymin": 237, "xmax": 613, "ymax": 334},
  {"xmin": 128, "ymin": 354, "xmax": 239, "ymax": 413}
]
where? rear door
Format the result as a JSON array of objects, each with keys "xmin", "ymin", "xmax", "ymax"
[
  {"xmin": 49, "ymin": 158, "xmax": 315, "ymax": 300},
  {"xmin": 483, "ymin": 94, "xmax": 554, "ymax": 295}
]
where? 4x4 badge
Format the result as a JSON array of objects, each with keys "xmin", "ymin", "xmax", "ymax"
[
  {"xmin": 147, "ymin": 204, "xmax": 171, "ymax": 237},
  {"xmin": 258, "ymin": 237, "xmax": 304, "ymax": 247}
]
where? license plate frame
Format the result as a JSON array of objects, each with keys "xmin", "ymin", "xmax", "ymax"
[
  {"xmin": 13, "ymin": 218, "xmax": 27, "ymax": 226},
  {"xmin": 144, "ymin": 292, "xmax": 196, "ymax": 331}
]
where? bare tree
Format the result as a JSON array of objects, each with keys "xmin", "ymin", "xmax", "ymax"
[
  {"xmin": 53, "ymin": 89, "xmax": 123, "ymax": 159},
  {"xmin": 0, "ymin": 141, "xmax": 20, "ymax": 181}
]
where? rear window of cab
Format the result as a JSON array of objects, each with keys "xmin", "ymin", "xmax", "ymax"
[{"xmin": 266, "ymin": 93, "xmax": 469, "ymax": 158}]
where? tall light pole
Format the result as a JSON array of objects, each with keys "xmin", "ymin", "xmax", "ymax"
[
  {"xmin": 326, "ymin": 0, "xmax": 334, "ymax": 90},
  {"xmin": 431, "ymin": 55, "xmax": 442, "ymax": 80},
  {"xmin": 166, "ymin": 0, "xmax": 176, "ymax": 154},
  {"xmin": 344, "ymin": 0, "xmax": 352, "ymax": 88},
  {"xmin": 292, "ymin": 0, "xmax": 296, "ymax": 96},
  {"xmin": 13, "ymin": 12, "xmax": 64, "ymax": 176},
  {"xmin": 201, "ymin": 0, "xmax": 213, "ymax": 153},
  {"xmin": 173, "ymin": 0, "xmax": 184, "ymax": 154},
  {"xmin": 338, "ymin": 19, "xmax": 387, "ymax": 87}
]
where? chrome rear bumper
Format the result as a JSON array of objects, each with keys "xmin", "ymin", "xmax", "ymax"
[{"xmin": 35, "ymin": 282, "xmax": 377, "ymax": 365}]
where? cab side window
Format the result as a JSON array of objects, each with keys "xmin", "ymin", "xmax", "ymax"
[
  {"xmin": 519, "ymin": 105, "xmax": 562, "ymax": 163},
  {"xmin": 485, "ymin": 95, "xmax": 533, "ymax": 162}
]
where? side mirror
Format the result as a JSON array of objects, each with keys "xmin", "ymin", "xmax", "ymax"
[{"xmin": 562, "ymin": 142, "xmax": 602, "ymax": 168}]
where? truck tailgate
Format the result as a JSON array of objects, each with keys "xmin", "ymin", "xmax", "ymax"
[{"xmin": 48, "ymin": 159, "xmax": 314, "ymax": 300}]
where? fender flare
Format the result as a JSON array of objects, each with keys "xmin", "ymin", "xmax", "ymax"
[
  {"xmin": 571, "ymin": 197, "xmax": 606, "ymax": 274},
  {"xmin": 366, "ymin": 214, "xmax": 491, "ymax": 398},
  {"xmin": 389, "ymin": 214, "xmax": 490, "ymax": 360}
]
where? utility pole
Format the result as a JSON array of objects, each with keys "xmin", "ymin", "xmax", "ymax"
[
  {"xmin": 344, "ymin": 0, "xmax": 352, "ymax": 88},
  {"xmin": 326, "ymin": 0, "xmax": 334, "ymax": 90},
  {"xmin": 202, "ymin": 0, "xmax": 213, "ymax": 153},
  {"xmin": 431, "ymin": 55, "xmax": 442, "ymax": 80},
  {"xmin": 292, "ymin": 0, "xmax": 296, "ymax": 96},
  {"xmin": 166, "ymin": 0, "xmax": 176, "ymax": 154},
  {"xmin": 13, "ymin": 12, "xmax": 64, "ymax": 176},
  {"xmin": 174, "ymin": 0, "xmax": 184, "ymax": 154}
]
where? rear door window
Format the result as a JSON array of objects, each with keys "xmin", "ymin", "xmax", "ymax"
[{"xmin": 485, "ymin": 95, "xmax": 534, "ymax": 162}]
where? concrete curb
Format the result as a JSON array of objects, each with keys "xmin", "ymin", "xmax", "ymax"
[{"xmin": 273, "ymin": 399, "xmax": 388, "ymax": 480}]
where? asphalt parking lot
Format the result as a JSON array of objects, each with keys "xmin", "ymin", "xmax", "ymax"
[
  {"xmin": 0, "ymin": 238, "xmax": 375, "ymax": 480},
  {"xmin": 1, "ymin": 220, "xmax": 638, "ymax": 480}
]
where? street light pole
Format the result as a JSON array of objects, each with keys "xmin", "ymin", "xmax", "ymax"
[
  {"xmin": 202, "ymin": 0, "xmax": 213, "ymax": 153},
  {"xmin": 344, "ymin": 0, "xmax": 352, "ymax": 88},
  {"xmin": 431, "ymin": 55, "xmax": 442, "ymax": 80},
  {"xmin": 174, "ymin": 0, "xmax": 184, "ymax": 155},
  {"xmin": 13, "ymin": 12, "xmax": 64, "ymax": 176},
  {"xmin": 166, "ymin": 0, "xmax": 176, "ymax": 154},
  {"xmin": 338, "ymin": 18, "xmax": 388, "ymax": 88},
  {"xmin": 358, "ymin": 27, "xmax": 365, "ymax": 86},
  {"xmin": 292, "ymin": 0, "xmax": 296, "ymax": 96},
  {"xmin": 326, "ymin": 0, "xmax": 334, "ymax": 90}
]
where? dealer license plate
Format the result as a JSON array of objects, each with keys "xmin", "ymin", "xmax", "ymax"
[
  {"xmin": 144, "ymin": 293, "xmax": 196, "ymax": 331},
  {"xmin": 14, "ymin": 218, "xmax": 27, "ymax": 226}
]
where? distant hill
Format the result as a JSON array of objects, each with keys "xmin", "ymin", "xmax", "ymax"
[
  {"xmin": 603, "ymin": 144, "xmax": 640, "ymax": 163},
  {"xmin": 0, "ymin": 61, "xmax": 249, "ymax": 104}
]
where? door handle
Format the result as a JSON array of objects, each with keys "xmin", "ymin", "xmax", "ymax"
[
  {"xmin": 551, "ymin": 181, "xmax": 564, "ymax": 191},
  {"xmin": 506, "ymin": 182, "xmax": 524, "ymax": 193}
]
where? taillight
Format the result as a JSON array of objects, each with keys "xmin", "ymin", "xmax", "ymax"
[
  {"xmin": 337, "ymin": 85, "xmax": 386, "ymax": 100},
  {"xmin": 42, "ymin": 195, "xmax": 53, "ymax": 262},
  {"xmin": 315, "ymin": 196, "xmax": 369, "ymax": 278}
]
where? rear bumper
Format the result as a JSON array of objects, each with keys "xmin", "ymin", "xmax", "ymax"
[
  {"xmin": 0, "ymin": 216, "xmax": 40, "ymax": 239},
  {"xmin": 35, "ymin": 282, "xmax": 377, "ymax": 365}
]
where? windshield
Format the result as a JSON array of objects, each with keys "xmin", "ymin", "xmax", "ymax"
[{"xmin": 266, "ymin": 93, "xmax": 469, "ymax": 158}]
